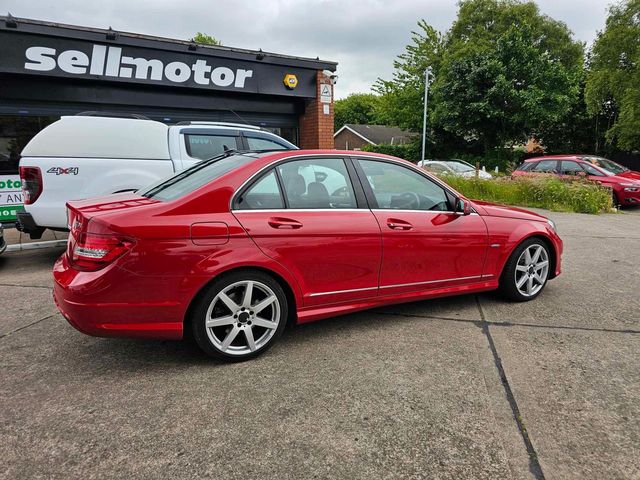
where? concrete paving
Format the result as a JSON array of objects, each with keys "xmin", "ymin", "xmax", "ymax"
[{"xmin": 0, "ymin": 207, "xmax": 638, "ymax": 479}]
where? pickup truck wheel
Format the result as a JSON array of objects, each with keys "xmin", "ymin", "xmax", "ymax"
[{"xmin": 191, "ymin": 271, "xmax": 288, "ymax": 361}]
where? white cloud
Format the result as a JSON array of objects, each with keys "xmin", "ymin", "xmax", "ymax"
[{"xmin": 2, "ymin": 0, "xmax": 609, "ymax": 98}]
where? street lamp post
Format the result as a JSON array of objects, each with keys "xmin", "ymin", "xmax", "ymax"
[{"xmin": 421, "ymin": 66, "xmax": 433, "ymax": 164}]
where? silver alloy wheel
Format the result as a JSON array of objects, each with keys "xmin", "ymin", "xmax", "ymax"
[
  {"xmin": 514, "ymin": 244, "xmax": 549, "ymax": 297},
  {"xmin": 205, "ymin": 280, "xmax": 281, "ymax": 356}
]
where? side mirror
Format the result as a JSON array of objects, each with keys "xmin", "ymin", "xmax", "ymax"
[{"xmin": 455, "ymin": 197, "xmax": 471, "ymax": 215}]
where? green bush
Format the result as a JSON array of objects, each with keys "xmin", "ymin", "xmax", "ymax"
[
  {"xmin": 361, "ymin": 142, "xmax": 421, "ymax": 162},
  {"xmin": 440, "ymin": 174, "xmax": 613, "ymax": 214}
]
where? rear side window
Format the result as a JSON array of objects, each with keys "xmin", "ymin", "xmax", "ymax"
[
  {"xmin": 246, "ymin": 136, "xmax": 288, "ymax": 151},
  {"xmin": 517, "ymin": 162, "xmax": 534, "ymax": 172},
  {"xmin": 531, "ymin": 160, "xmax": 558, "ymax": 173},
  {"xmin": 236, "ymin": 170, "xmax": 284, "ymax": 209},
  {"xmin": 277, "ymin": 158, "xmax": 357, "ymax": 209},
  {"xmin": 140, "ymin": 153, "xmax": 254, "ymax": 201},
  {"xmin": 185, "ymin": 134, "xmax": 240, "ymax": 160}
]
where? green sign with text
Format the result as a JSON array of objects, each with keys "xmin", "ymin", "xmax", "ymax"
[{"xmin": 0, "ymin": 175, "xmax": 24, "ymax": 221}]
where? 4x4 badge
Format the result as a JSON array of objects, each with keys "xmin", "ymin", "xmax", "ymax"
[{"xmin": 47, "ymin": 167, "xmax": 79, "ymax": 175}]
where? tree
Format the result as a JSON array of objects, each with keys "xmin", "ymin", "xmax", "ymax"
[
  {"xmin": 376, "ymin": 0, "xmax": 585, "ymax": 157},
  {"xmin": 333, "ymin": 93, "xmax": 382, "ymax": 130},
  {"xmin": 192, "ymin": 32, "xmax": 221, "ymax": 46},
  {"xmin": 433, "ymin": 23, "xmax": 581, "ymax": 151},
  {"xmin": 586, "ymin": 0, "xmax": 640, "ymax": 151}
]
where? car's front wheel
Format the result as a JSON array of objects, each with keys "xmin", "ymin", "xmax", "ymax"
[
  {"xmin": 499, "ymin": 238, "xmax": 551, "ymax": 302},
  {"xmin": 191, "ymin": 271, "xmax": 288, "ymax": 361}
]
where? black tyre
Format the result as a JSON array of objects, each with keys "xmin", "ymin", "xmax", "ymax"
[
  {"xmin": 499, "ymin": 238, "xmax": 551, "ymax": 302},
  {"xmin": 612, "ymin": 191, "xmax": 621, "ymax": 209},
  {"xmin": 191, "ymin": 270, "xmax": 288, "ymax": 361}
]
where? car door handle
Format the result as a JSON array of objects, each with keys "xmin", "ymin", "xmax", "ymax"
[
  {"xmin": 268, "ymin": 217, "xmax": 303, "ymax": 229},
  {"xmin": 387, "ymin": 218, "xmax": 413, "ymax": 230}
]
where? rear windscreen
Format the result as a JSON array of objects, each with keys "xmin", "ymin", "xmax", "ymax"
[{"xmin": 139, "ymin": 153, "xmax": 257, "ymax": 202}]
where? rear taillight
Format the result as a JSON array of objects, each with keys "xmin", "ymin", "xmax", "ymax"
[
  {"xmin": 19, "ymin": 166, "xmax": 43, "ymax": 205},
  {"xmin": 70, "ymin": 231, "xmax": 134, "ymax": 272}
]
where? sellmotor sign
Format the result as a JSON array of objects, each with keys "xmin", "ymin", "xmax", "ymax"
[
  {"xmin": 24, "ymin": 45, "xmax": 256, "ymax": 89},
  {"xmin": 0, "ymin": 175, "xmax": 24, "ymax": 222},
  {"xmin": 0, "ymin": 30, "xmax": 318, "ymax": 97}
]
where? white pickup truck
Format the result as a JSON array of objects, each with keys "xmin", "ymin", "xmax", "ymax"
[{"xmin": 18, "ymin": 115, "xmax": 296, "ymax": 238}]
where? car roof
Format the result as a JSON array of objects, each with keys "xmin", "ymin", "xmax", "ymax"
[{"xmin": 523, "ymin": 155, "xmax": 607, "ymax": 163}]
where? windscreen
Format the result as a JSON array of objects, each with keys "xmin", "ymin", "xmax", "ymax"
[
  {"xmin": 446, "ymin": 161, "xmax": 474, "ymax": 173},
  {"xmin": 139, "ymin": 153, "xmax": 258, "ymax": 202},
  {"xmin": 585, "ymin": 157, "xmax": 628, "ymax": 175}
]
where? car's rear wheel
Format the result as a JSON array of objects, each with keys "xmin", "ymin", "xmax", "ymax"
[
  {"xmin": 499, "ymin": 238, "xmax": 551, "ymax": 302},
  {"xmin": 191, "ymin": 271, "xmax": 288, "ymax": 361}
]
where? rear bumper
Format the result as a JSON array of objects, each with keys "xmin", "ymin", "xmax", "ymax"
[{"xmin": 53, "ymin": 254, "xmax": 184, "ymax": 340}]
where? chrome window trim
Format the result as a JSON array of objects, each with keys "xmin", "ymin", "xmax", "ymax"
[
  {"xmin": 233, "ymin": 208, "xmax": 365, "ymax": 213},
  {"xmin": 371, "ymin": 208, "xmax": 479, "ymax": 216}
]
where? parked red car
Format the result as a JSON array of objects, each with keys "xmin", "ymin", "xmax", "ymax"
[
  {"xmin": 54, "ymin": 150, "xmax": 563, "ymax": 360},
  {"xmin": 513, "ymin": 155, "xmax": 640, "ymax": 206}
]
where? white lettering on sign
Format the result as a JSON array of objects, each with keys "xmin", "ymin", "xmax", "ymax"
[{"xmin": 23, "ymin": 45, "xmax": 255, "ymax": 89}]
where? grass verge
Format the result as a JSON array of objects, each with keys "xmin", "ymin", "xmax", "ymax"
[{"xmin": 440, "ymin": 174, "xmax": 613, "ymax": 214}]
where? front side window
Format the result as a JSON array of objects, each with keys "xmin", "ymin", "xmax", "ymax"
[
  {"xmin": 357, "ymin": 159, "xmax": 450, "ymax": 211},
  {"xmin": 581, "ymin": 163, "xmax": 606, "ymax": 177},
  {"xmin": 185, "ymin": 134, "xmax": 239, "ymax": 160},
  {"xmin": 246, "ymin": 136, "xmax": 288, "ymax": 151},
  {"xmin": 276, "ymin": 158, "xmax": 356, "ymax": 209},
  {"xmin": 560, "ymin": 160, "xmax": 584, "ymax": 175},
  {"xmin": 235, "ymin": 170, "xmax": 284, "ymax": 210},
  {"xmin": 531, "ymin": 160, "xmax": 558, "ymax": 173}
]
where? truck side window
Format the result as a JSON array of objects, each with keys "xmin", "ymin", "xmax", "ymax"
[
  {"xmin": 246, "ymin": 136, "xmax": 288, "ymax": 151},
  {"xmin": 185, "ymin": 134, "xmax": 239, "ymax": 160}
]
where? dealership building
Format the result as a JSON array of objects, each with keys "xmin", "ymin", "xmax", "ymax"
[{"xmin": 0, "ymin": 15, "xmax": 337, "ymax": 219}]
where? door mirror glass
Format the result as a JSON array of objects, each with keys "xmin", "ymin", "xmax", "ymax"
[{"xmin": 456, "ymin": 197, "xmax": 471, "ymax": 215}]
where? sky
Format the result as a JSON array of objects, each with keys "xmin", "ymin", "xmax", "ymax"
[{"xmin": 2, "ymin": 0, "xmax": 612, "ymax": 99}]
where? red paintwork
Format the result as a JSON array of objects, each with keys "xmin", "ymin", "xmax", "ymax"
[
  {"xmin": 513, "ymin": 155, "xmax": 640, "ymax": 205},
  {"xmin": 53, "ymin": 150, "xmax": 563, "ymax": 340}
]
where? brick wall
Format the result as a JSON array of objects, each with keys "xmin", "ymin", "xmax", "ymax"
[
  {"xmin": 298, "ymin": 71, "xmax": 335, "ymax": 149},
  {"xmin": 334, "ymin": 128, "xmax": 369, "ymax": 150}
]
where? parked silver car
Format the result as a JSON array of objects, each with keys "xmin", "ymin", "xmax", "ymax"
[{"xmin": 418, "ymin": 159, "xmax": 493, "ymax": 179}]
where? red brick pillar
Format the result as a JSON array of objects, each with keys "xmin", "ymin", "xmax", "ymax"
[{"xmin": 298, "ymin": 71, "xmax": 335, "ymax": 149}]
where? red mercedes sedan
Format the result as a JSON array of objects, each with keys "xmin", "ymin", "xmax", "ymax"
[{"xmin": 54, "ymin": 150, "xmax": 563, "ymax": 361}]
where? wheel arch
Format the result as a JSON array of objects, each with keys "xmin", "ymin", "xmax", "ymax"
[
  {"xmin": 182, "ymin": 265, "xmax": 299, "ymax": 340},
  {"xmin": 499, "ymin": 233, "xmax": 558, "ymax": 282}
]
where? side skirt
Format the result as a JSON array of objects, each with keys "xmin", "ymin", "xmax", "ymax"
[{"xmin": 296, "ymin": 280, "xmax": 499, "ymax": 324}]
